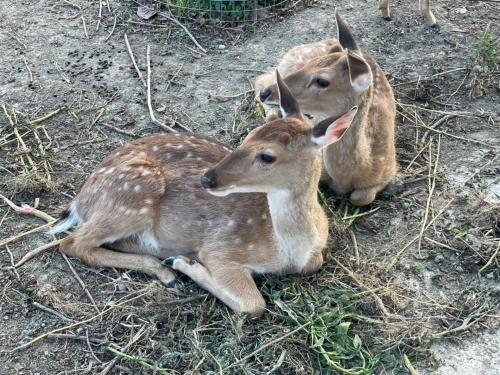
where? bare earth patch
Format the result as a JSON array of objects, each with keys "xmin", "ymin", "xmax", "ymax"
[{"xmin": 0, "ymin": 0, "xmax": 498, "ymax": 374}]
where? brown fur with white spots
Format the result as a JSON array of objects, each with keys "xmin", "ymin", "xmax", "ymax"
[
  {"xmin": 379, "ymin": 0, "xmax": 437, "ymax": 27},
  {"xmin": 50, "ymin": 73, "xmax": 357, "ymax": 316},
  {"xmin": 256, "ymin": 13, "xmax": 397, "ymax": 206}
]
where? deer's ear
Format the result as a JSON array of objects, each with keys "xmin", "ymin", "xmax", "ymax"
[
  {"xmin": 347, "ymin": 52, "xmax": 372, "ymax": 93},
  {"xmin": 336, "ymin": 12, "xmax": 358, "ymax": 51},
  {"xmin": 311, "ymin": 107, "xmax": 357, "ymax": 147},
  {"xmin": 276, "ymin": 70, "xmax": 302, "ymax": 119}
]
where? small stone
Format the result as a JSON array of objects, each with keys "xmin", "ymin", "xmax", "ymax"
[
  {"xmin": 456, "ymin": 265, "xmax": 464, "ymax": 272},
  {"xmin": 435, "ymin": 254, "xmax": 444, "ymax": 263},
  {"xmin": 218, "ymin": 44, "xmax": 226, "ymax": 50},
  {"xmin": 456, "ymin": 7, "xmax": 467, "ymax": 14}
]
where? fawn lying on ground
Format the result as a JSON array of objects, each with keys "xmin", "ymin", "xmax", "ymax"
[
  {"xmin": 379, "ymin": 0, "xmax": 437, "ymax": 27},
  {"xmin": 50, "ymin": 72, "xmax": 357, "ymax": 316},
  {"xmin": 256, "ymin": 13, "xmax": 397, "ymax": 207}
]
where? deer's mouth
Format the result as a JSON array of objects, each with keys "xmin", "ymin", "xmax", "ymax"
[{"xmin": 205, "ymin": 185, "xmax": 237, "ymax": 197}]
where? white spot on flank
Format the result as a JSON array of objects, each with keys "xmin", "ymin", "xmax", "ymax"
[
  {"xmin": 186, "ymin": 152, "xmax": 193, "ymax": 158},
  {"xmin": 104, "ymin": 167, "xmax": 115, "ymax": 175},
  {"xmin": 121, "ymin": 165, "xmax": 131, "ymax": 172},
  {"xmin": 247, "ymin": 218, "xmax": 254, "ymax": 224},
  {"xmin": 98, "ymin": 167, "xmax": 107, "ymax": 173},
  {"xmin": 166, "ymin": 143, "xmax": 172, "ymax": 147},
  {"xmin": 196, "ymin": 157, "xmax": 202, "ymax": 161},
  {"xmin": 228, "ymin": 220, "xmax": 235, "ymax": 227},
  {"xmin": 248, "ymin": 244, "xmax": 255, "ymax": 250},
  {"xmin": 134, "ymin": 184, "xmax": 141, "ymax": 192},
  {"xmin": 176, "ymin": 144, "xmax": 183, "ymax": 149},
  {"xmin": 119, "ymin": 174, "xmax": 125, "ymax": 179},
  {"xmin": 139, "ymin": 207, "xmax": 149, "ymax": 214},
  {"xmin": 261, "ymin": 214, "xmax": 267, "ymax": 220},
  {"xmin": 174, "ymin": 133, "xmax": 180, "ymax": 136},
  {"xmin": 139, "ymin": 151, "xmax": 146, "ymax": 157},
  {"xmin": 118, "ymin": 206, "xmax": 126, "ymax": 212},
  {"xmin": 152, "ymin": 145, "xmax": 159, "ymax": 151},
  {"xmin": 144, "ymin": 199, "xmax": 153, "ymax": 205},
  {"xmin": 141, "ymin": 170, "xmax": 152, "ymax": 176},
  {"xmin": 125, "ymin": 209, "xmax": 132, "ymax": 215}
]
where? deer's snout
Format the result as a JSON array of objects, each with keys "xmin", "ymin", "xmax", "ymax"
[
  {"xmin": 201, "ymin": 170, "xmax": 218, "ymax": 189},
  {"xmin": 259, "ymin": 88, "xmax": 272, "ymax": 103}
]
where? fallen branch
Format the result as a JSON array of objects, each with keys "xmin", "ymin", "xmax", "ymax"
[
  {"xmin": 11, "ymin": 239, "xmax": 61, "ymax": 268},
  {"xmin": 158, "ymin": 11, "xmax": 207, "ymax": 54},
  {"xmin": 124, "ymin": 34, "xmax": 146, "ymax": 87},
  {"xmin": 0, "ymin": 194, "xmax": 56, "ymax": 223},
  {"xmin": 146, "ymin": 45, "xmax": 176, "ymax": 133}
]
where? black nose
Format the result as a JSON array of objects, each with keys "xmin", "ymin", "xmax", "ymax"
[
  {"xmin": 201, "ymin": 170, "xmax": 217, "ymax": 189},
  {"xmin": 259, "ymin": 88, "xmax": 271, "ymax": 103}
]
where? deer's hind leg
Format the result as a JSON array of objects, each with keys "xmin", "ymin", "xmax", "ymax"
[
  {"xmin": 60, "ymin": 214, "xmax": 175, "ymax": 286},
  {"xmin": 164, "ymin": 255, "xmax": 266, "ymax": 317},
  {"xmin": 419, "ymin": 0, "xmax": 437, "ymax": 27},
  {"xmin": 379, "ymin": 0, "xmax": 391, "ymax": 20}
]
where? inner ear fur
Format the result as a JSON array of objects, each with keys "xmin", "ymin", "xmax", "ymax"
[{"xmin": 346, "ymin": 52, "xmax": 373, "ymax": 92}]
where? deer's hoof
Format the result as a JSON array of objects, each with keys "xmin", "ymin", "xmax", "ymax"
[{"xmin": 162, "ymin": 256, "xmax": 178, "ymax": 267}]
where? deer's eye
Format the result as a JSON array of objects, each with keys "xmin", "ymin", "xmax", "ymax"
[
  {"xmin": 259, "ymin": 153, "xmax": 276, "ymax": 164},
  {"xmin": 315, "ymin": 77, "xmax": 330, "ymax": 88}
]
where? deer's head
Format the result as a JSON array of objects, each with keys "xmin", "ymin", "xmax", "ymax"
[
  {"xmin": 259, "ymin": 13, "xmax": 372, "ymax": 120},
  {"xmin": 203, "ymin": 71, "xmax": 357, "ymax": 196}
]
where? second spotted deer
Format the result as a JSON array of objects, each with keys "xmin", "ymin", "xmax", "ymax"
[
  {"xmin": 256, "ymin": 13, "xmax": 398, "ymax": 206},
  {"xmin": 50, "ymin": 72, "xmax": 357, "ymax": 316}
]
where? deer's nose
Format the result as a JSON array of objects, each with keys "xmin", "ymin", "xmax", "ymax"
[
  {"xmin": 201, "ymin": 170, "xmax": 217, "ymax": 189},
  {"xmin": 259, "ymin": 88, "xmax": 272, "ymax": 103}
]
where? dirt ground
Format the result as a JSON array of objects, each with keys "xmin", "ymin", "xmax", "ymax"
[{"xmin": 0, "ymin": 0, "xmax": 498, "ymax": 374}]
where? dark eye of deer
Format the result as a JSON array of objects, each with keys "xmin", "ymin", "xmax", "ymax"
[
  {"xmin": 259, "ymin": 153, "xmax": 276, "ymax": 164},
  {"xmin": 315, "ymin": 78, "xmax": 330, "ymax": 88}
]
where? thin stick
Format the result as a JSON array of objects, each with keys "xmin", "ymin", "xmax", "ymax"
[
  {"xmin": 101, "ymin": 325, "xmax": 149, "ymax": 375},
  {"xmin": 5, "ymin": 245, "xmax": 20, "ymax": 280},
  {"xmin": 124, "ymin": 34, "xmax": 146, "ymax": 87},
  {"xmin": 81, "ymin": 16, "xmax": 89, "ymax": 39},
  {"xmin": 101, "ymin": 123, "xmax": 137, "ymax": 137},
  {"xmin": 416, "ymin": 136, "xmax": 440, "ymax": 253},
  {"xmin": 479, "ymin": 242, "xmax": 500, "ymax": 273},
  {"xmin": 387, "ymin": 200, "xmax": 453, "ymax": 270},
  {"xmin": 0, "ymin": 194, "xmax": 56, "ymax": 223},
  {"xmin": 29, "ymin": 106, "xmax": 66, "ymax": 125},
  {"xmin": 22, "ymin": 57, "xmax": 33, "ymax": 83},
  {"xmin": 223, "ymin": 323, "xmax": 309, "ymax": 371},
  {"xmin": 403, "ymin": 354, "xmax": 417, "ymax": 375},
  {"xmin": 0, "ymin": 223, "xmax": 52, "ymax": 249},
  {"xmin": 61, "ymin": 253, "xmax": 100, "ymax": 314},
  {"xmin": 146, "ymin": 45, "xmax": 176, "ymax": 133},
  {"xmin": 105, "ymin": 15, "xmax": 117, "ymax": 41},
  {"xmin": 33, "ymin": 302, "xmax": 74, "ymax": 323},
  {"xmin": 11, "ymin": 239, "xmax": 61, "ymax": 268},
  {"xmin": 392, "ymin": 67, "xmax": 469, "ymax": 87},
  {"xmin": 96, "ymin": 0, "xmax": 103, "ymax": 31},
  {"xmin": 86, "ymin": 329, "xmax": 103, "ymax": 364},
  {"xmin": 348, "ymin": 229, "xmax": 360, "ymax": 267},
  {"xmin": 420, "ymin": 114, "xmax": 455, "ymax": 145},
  {"xmin": 12, "ymin": 291, "xmax": 149, "ymax": 351},
  {"xmin": 333, "ymin": 258, "xmax": 397, "ymax": 319},
  {"xmin": 209, "ymin": 89, "xmax": 254, "ymax": 102},
  {"xmin": 158, "ymin": 11, "xmax": 207, "ymax": 54},
  {"xmin": 47, "ymin": 333, "xmax": 106, "ymax": 344}
]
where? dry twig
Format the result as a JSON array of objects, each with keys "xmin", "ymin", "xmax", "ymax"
[
  {"xmin": 124, "ymin": 34, "xmax": 146, "ymax": 87},
  {"xmin": 146, "ymin": 45, "xmax": 176, "ymax": 133}
]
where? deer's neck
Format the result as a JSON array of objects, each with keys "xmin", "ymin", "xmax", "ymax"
[{"xmin": 266, "ymin": 158, "xmax": 328, "ymax": 270}]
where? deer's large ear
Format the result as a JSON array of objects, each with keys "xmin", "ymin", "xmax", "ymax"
[
  {"xmin": 311, "ymin": 107, "xmax": 357, "ymax": 147},
  {"xmin": 336, "ymin": 12, "xmax": 358, "ymax": 51},
  {"xmin": 347, "ymin": 52, "xmax": 372, "ymax": 93},
  {"xmin": 276, "ymin": 70, "xmax": 302, "ymax": 119}
]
